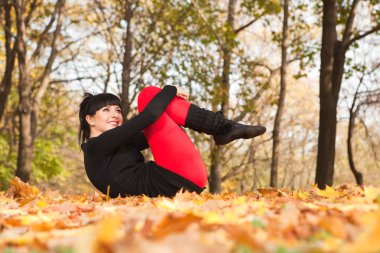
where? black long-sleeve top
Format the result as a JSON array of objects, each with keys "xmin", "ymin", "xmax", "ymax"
[{"xmin": 81, "ymin": 85, "xmax": 204, "ymax": 197}]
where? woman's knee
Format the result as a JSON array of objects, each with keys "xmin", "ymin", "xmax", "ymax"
[{"xmin": 137, "ymin": 86, "xmax": 162, "ymax": 112}]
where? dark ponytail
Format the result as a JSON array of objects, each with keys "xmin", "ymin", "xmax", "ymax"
[{"xmin": 78, "ymin": 92, "xmax": 123, "ymax": 145}]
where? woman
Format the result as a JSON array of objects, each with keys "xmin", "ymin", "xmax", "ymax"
[{"xmin": 79, "ymin": 85, "xmax": 265, "ymax": 198}]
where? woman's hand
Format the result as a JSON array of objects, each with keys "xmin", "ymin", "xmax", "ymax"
[{"xmin": 174, "ymin": 85, "xmax": 189, "ymax": 100}]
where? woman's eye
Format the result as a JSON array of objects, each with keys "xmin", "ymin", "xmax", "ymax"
[{"xmin": 103, "ymin": 108, "xmax": 109, "ymax": 112}]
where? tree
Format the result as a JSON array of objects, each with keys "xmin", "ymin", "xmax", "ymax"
[
  {"xmin": 195, "ymin": 0, "xmax": 280, "ymax": 193},
  {"xmin": 0, "ymin": 81, "xmax": 79, "ymax": 190},
  {"xmin": 0, "ymin": 0, "xmax": 17, "ymax": 122},
  {"xmin": 270, "ymin": 0, "xmax": 288, "ymax": 187},
  {"xmin": 120, "ymin": 0, "xmax": 136, "ymax": 118},
  {"xmin": 14, "ymin": 0, "xmax": 66, "ymax": 181},
  {"xmin": 316, "ymin": 0, "xmax": 380, "ymax": 188},
  {"xmin": 347, "ymin": 62, "xmax": 380, "ymax": 185},
  {"xmin": 87, "ymin": 0, "xmax": 196, "ymax": 118},
  {"xmin": 269, "ymin": 1, "xmax": 318, "ymax": 187},
  {"xmin": 208, "ymin": 0, "xmax": 238, "ymax": 193}
]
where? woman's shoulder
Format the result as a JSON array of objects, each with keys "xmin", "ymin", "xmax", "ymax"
[
  {"xmin": 80, "ymin": 142, "xmax": 87, "ymax": 151},
  {"xmin": 81, "ymin": 139, "xmax": 97, "ymax": 155}
]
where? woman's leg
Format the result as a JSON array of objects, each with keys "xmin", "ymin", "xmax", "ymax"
[
  {"xmin": 139, "ymin": 86, "xmax": 266, "ymax": 145},
  {"xmin": 137, "ymin": 86, "xmax": 207, "ymax": 188},
  {"xmin": 138, "ymin": 86, "xmax": 191, "ymax": 125}
]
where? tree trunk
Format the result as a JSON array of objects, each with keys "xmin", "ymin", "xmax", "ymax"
[
  {"xmin": 14, "ymin": 0, "xmax": 33, "ymax": 180},
  {"xmin": 16, "ymin": 105, "xmax": 34, "ymax": 181},
  {"xmin": 347, "ymin": 84, "xmax": 363, "ymax": 185},
  {"xmin": 347, "ymin": 106, "xmax": 363, "ymax": 185},
  {"xmin": 315, "ymin": 0, "xmax": 337, "ymax": 189},
  {"xmin": 14, "ymin": 0, "xmax": 65, "ymax": 182},
  {"xmin": 270, "ymin": 0, "xmax": 289, "ymax": 188},
  {"xmin": 209, "ymin": 144, "xmax": 222, "ymax": 193},
  {"xmin": 315, "ymin": 0, "xmax": 367, "ymax": 189},
  {"xmin": 121, "ymin": 0, "xmax": 134, "ymax": 119},
  {"xmin": 208, "ymin": 0, "xmax": 237, "ymax": 193},
  {"xmin": 0, "ymin": 0, "xmax": 17, "ymax": 122},
  {"xmin": 317, "ymin": 44, "xmax": 351, "ymax": 188}
]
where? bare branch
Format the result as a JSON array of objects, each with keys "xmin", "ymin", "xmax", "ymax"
[
  {"xmin": 30, "ymin": 1, "xmax": 60, "ymax": 63},
  {"xmin": 347, "ymin": 23, "xmax": 380, "ymax": 49},
  {"xmin": 49, "ymin": 76, "xmax": 99, "ymax": 84},
  {"xmin": 24, "ymin": 0, "xmax": 38, "ymax": 26},
  {"xmin": 34, "ymin": 0, "xmax": 65, "ymax": 104},
  {"xmin": 221, "ymin": 160, "xmax": 250, "ymax": 181},
  {"xmin": 56, "ymin": 27, "xmax": 106, "ymax": 54},
  {"xmin": 94, "ymin": 0, "xmax": 123, "ymax": 61},
  {"xmin": 234, "ymin": 17, "xmax": 260, "ymax": 35},
  {"xmin": 342, "ymin": 0, "xmax": 359, "ymax": 44}
]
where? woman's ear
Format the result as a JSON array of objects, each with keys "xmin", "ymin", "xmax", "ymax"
[{"xmin": 85, "ymin": 115, "xmax": 95, "ymax": 126}]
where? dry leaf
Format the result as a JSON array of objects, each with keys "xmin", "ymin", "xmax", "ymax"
[{"xmin": 2, "ymin": 179, "xmax": 380, "ymax": 253}]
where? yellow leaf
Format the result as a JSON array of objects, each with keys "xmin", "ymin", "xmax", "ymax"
[
  {"xmin": 95, "ymin": 215, "xmax": 124, "ymax": 244},
  {"xmin": 20, "ymin": 215, "xmax": 38, "ymax": 226},
  {"xmin": 316, "ymin": 185, "xmax": 341, "ymax": 198},
  {"xmin": 364, "ymin": 186, "xmax": 380, "ymax": 202},
  {"xmin": 224, "ymin": 210, "xmax": 240, "ymax": 223},
  {"xmin": 155, "ymin": 198, "xmax": 176, "ymax": 210},
  {"xmin": 203, "ymin": 211, "xmax": 223, "ymax": 224},
  {"xmin": 6, "ymin": 235, "xmax": 34, "ymax": 246},
  {"xmin": 292, "ymin": 190, "xmax": 309, "ymax": 199},
  {"xmin": 35, "ymin": 199, "xmax": 49, "ymax": 208},
  {"xmin": 192, "ymin": 198, "xmax": 206, "ymax": 205},
  {"xmin": 233, "ymin": 196, "xmax": 246, "ymax": 205}
]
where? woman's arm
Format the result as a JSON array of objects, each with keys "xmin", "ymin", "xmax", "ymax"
[
  {"xmin": 87, "ymin": 85, "xmax": 177, "ymax": 157},
  {"xmin": 129, "ymin": 132, "xmax": 149, "ymax": 151}
]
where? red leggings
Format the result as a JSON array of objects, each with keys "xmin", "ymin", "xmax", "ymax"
[{"xmin": 137, "ymin": 86, "xmax": 207, "ymax": 188}]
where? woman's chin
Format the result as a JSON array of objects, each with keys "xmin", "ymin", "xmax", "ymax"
[{"xmin": 107, "ymin": 125, "xmax": 118, "ymax": 130}]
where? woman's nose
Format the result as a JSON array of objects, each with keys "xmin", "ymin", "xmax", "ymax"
[{"xmin": 111, "ymin": 110, "xmax": 120, "ymax": 117}]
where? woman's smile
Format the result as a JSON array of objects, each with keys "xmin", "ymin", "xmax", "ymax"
[{"xmin": 108, "ymin": 120, "xmax": 120, "ymax": 127}]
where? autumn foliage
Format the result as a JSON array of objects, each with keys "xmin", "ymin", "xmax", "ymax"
[{"xmin": 1, "ymin": 177, "xmax": 380, "ymax": 253}]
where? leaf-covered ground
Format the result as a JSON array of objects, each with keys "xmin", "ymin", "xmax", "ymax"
[{"xmin": 1, "ymin": 178, "xmax": 380, "ymax": 253}]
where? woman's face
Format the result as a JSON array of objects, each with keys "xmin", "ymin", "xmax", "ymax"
[{"xmin": 86, "ymin": 105, "xmax": 123, "ymax": 138}]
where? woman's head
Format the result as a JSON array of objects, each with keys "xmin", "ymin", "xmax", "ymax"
[{"xmin": 78, "ymin": 93, "xmax": 123, "ymax": 144}]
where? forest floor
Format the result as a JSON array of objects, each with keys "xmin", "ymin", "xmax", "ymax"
[{"xmin": 1, "ymin": 178, "xmax": 380, "ymax": 253}]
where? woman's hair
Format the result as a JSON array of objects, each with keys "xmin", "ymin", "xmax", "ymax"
[{"xmin": 78, "ymin": 92, "xmax": 123, "ymax": 144}]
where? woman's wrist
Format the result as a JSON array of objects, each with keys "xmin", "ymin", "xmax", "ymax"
[{"xmin": 174, "ymin": 85, "xmax": 189, "ymax": 100}]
